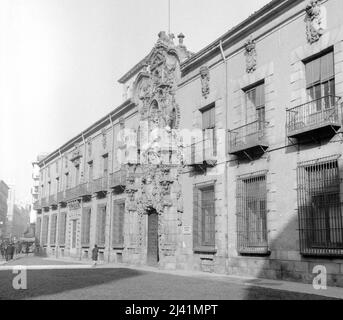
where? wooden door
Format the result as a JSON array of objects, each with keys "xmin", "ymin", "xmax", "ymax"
[{"xmin": 147, "ymin": 211, "xmax": 159, "ymax": 266}]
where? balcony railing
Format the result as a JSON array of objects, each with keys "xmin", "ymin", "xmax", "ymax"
[
  {"xmin": 286, "ymin": 96, "xmax": 342, "ymax": 138},
  {"xmin": 48, "ymin": 195, "xmax": 57, "ymax": 206},
  {"xmin": 57, "ymin": 191, "xmax": 66, "ymax": 203},
  {"xmin": 109, "ymin": 169, "xmax": 127, "ymax": 190},
  {"xmin": 40, "ymin": 197, "xmax": 48, "ymax": 208},
  {"xmin": 91, "ymin": 177, "xmax": 108, "ymax": 194},
  {"xmin": 228, "ymin": 120, "xmax": 268, "ymax": 155},
  {"xmin": 65, "ymin": 183, "xmax": 91, "ymax": 201}
]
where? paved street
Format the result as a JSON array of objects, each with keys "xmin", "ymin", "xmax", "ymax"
[{"xmin": 0, "ymin": 256, "xmax": 340, "ymax": 300}]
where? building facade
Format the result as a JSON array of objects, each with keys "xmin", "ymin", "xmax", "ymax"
[
  {"xmin": 35, "ymin": 0, "xmax": 343, "ymax": 286},
  {"xmin": 0, "ymin": 180, "xmax": 9, "ymax": 238}
]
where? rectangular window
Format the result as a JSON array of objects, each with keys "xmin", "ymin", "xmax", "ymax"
[
  {"xmin": 49, "ymin": 214, "xmax": 57, "ymax": 245},
  {"xmin": 202, "ymin": 106, "xmax": 216, "ymax": 158},
  {"xmin": 71, "ymin": 220, "xmax": 77, "ymax": 249},
  {"xmin": 42, "ymin": 215, "xmax": 49, "ymax": 246},
  {"xmin": 237, "ymin": 173, "xmax": 268, "ymax": 255},
  {"xmin": 297, "ymin": 156, "xmax": 343, "ymax": 256},
  {"xmin": 305, "ymin": 50, "xmax": 335, "ymax": 110},
  {"xmin": 103, "ymin": 154, "xmax": 109, "ymax": 176},
  {"xmin": 65, "ymin": 173, "xmax": 70, "ymax": 190},
  {"xmin": 96, "ymin": 205, "xmax": 107, "ymax": 246},
  {"xmin": 75, "ymin": 165, "xmax": 80, "ymax": 186},
  {"xmin": 58, "ymin": 212, "xmax": 67, "ymax": 246},
  {"xmin": 88, "ymin": 161, "xmax": 93, "ymax": 182},
  {"xmin": 36, "ymin": 217, "xmax": 41, "ymax": 241},
  {"xmin": 245, "ymin": 82, "xmax": 265, "ymax": 126},
  {"xmin": 56, "ymin": 178, "xmax": 60, "ymax": 193},
  {"xmin": 112, "ymin": 201, "xmax": 125, "ymax": 248},
  {"xmin": 81, "ymin": 207, "xmax": 91, "ymax": 246},
  {"xmin": 193, "ymin": 185, "xmax": 215, "ymax": 252}
]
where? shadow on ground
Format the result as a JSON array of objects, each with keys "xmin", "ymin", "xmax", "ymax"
[{"xmin": 0, "ymin": 268, "xmax": 143, "ymax": 300}]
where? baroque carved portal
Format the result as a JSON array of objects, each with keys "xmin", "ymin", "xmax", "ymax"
[
  {"xmin": 127, "ymin": 32, "xmax": 188, "ymax": 255},
  {"xmin": 244, "ymin": 37, "xmax": 257, "ymax": 74},
  {"xmin": 305, "ymin": 0, "xmax": 327, "ymax": 44}
]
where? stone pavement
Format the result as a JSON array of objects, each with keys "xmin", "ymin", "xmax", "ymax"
[{"xmin": 8, "ymin": 256, "xmax": 342, "ymax": 300}]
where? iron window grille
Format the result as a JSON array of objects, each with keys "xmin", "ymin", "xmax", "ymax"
[
  {"xmin": 297, "ymin": 155, "xmax": 343, "ymax": 257},
  {"xmin": 96, "ymin": 205, "xmax": 107, "ymax": 247},
  {"xmin": 193, "ymin": 184, "xmax": 216, "ymax": 253},
  {"xmin": 81, "ymin": 207, "xmax": 91, "ymax": 246},
  {"xmin": 236, "ymin": 172, "xmax": 268, "ymax": 255},
  {"xmin": 112, "ymin": 201, "xmax": 125, "ymax": 248},
  {"xmin": 58, "ymin": 212, "xmax": 67, "ymax": 246},
  {"xmin": 49, "ymin": 214, "xmax": 57, "ymax": 245}
]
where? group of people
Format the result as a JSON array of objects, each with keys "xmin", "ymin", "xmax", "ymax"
[{"xmin": 0, "ymin": 241, "xmax": 31, "ymax": 262}]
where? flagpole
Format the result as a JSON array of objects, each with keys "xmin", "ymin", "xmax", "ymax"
[{"xmin": 168, "ymin": 0, "xmax": 171, "ymax": 34}]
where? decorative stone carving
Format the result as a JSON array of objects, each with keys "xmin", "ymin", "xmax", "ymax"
[
  {"xmin": 305, "ymin": 0, "xmax": 326, "ymax": 44},
  {"xmin": 200, "ymin": 66, "xmax": 210, "ymax": 99},
  {"xmin": 244, "ymin": 37, "xmax": 257, "ymax": 73},
  {"xmin": 101, "ymin": 128, "xmax": 107, "ymax": 149},
  {"xmin": 68, "ymin": 200, "xmax": 80, "ymax": 211}
]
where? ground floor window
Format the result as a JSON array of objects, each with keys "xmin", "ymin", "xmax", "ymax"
[
  {"xmin": 81, "ymin": 207, "xmax": 91, "ymax": 246},
  {"xmin": 49, "ymin": 214, "xmax": 57, "ymax": 245},
  {"xmin": 112, "ymin": 201, "xmax": 125, "ymax": 248},
  {"xmin": 193, "ymin": 184, "xmax": 216, "ymax": 252},
  {"xmin": 297, "ymin": 155, "xmax": 343, "ymax": 256},
  {"xmin": 96, "ymin": 205, "xmax": 107, "ymax": 246},
  {"xmin": 236, "ymin": 172, "xmax": 268, "ymax": 255},
  {"xmin": 58, "ymin": 212, "xmax": 67, "ymax": 246},
  {"xmin": 36, "ymin": 217, "xmax": 41, "ymax": 241},
  {"xmin": 42, "ymin": 215, "xmax": 49, "ymax": 246}
]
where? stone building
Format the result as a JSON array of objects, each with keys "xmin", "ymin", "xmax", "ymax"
[
  {"xmin": 35, "ymin": 0, "xmax": 343, "ymax": 286},
  {"xmin": 0, "ymin": 180, "xmax": 9, "ymax": 238}
]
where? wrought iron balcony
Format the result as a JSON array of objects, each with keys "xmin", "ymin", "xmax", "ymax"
[
  {"xmin": 286, "ymin": 96, "xmax": 342, "ymax": 139},
  {"xmin": 91, "ymin": 177, "xmax": 108, "ymax": 194},
  {"xmin": 57, "ymin": 191, "xmax": 66, "ymax": 204},
  {"xmin": 228, "ymin": 120, "xmax": 268, "ymax": 156},
  {"xmin": 109, "ymin": 169, "xmax": 127, "ymax": 191},
  {"xmin": 48, "ymin": 195, "xmax": 57, "ymax": 206},
  {"xmin": 65, "ymin": 183, "xmax": 91, "ymax": 201},
  {"xmin": 40, "ymin": 197, "xmax": 48, "ymax": 208}
]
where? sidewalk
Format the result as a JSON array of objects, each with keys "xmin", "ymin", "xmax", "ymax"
[{"xmin": 43, "ymin": 257, "xmax": 343, "ymax": 299}]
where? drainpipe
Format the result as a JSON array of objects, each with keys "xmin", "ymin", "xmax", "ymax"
[
  {"xmin": 108, "ymin": 115, "xmax": 114, "ymax": 263},
  {"xmin": 219, "ymin": 40, "xmax": 230, "ymax": 270},
  {"xmin": 80, "ymin": 133, "xmax": 86, "ymax": 261}
]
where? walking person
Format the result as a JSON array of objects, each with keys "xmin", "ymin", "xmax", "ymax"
[
  {"xmin": 5, "ymin": 243, "xmax": 10, "ymax": 261},
  {"xmin": 10, "ymin": 243, "xmax": 15, "ymax": 260},
  {"xmin": 92, "ymin": 244, "xmax": 99, "ymax": 267}
]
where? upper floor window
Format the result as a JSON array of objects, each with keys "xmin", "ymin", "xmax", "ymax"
[
  {"xmin": 103, "ymin": 154, "xmax": 109, "ymax": 176},
  {"xmin": 88, "ymin": 161, "xmax": 93, "ymax": 182},
  {"xmin": 75, "ymin": 165, "xmax": 80, "ymax": 186},
  {"xmin": 305, "ymin": 50, "xmax": 335, "ymax": 110},
  {"xmin": 202, "ymin": 105, "xmax": 216, "ymax": 157},
  {"xmin": 245, "ymin": 82, "xmax": 265, "ymax": 124}
]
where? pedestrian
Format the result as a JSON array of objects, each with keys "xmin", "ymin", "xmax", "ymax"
[
  {"xmin": 26, "ymin": 243, "xmax": 30, "ymax": 256},
  {"xmin": 10, "ymin": 243, "xmax": 15, "ymax": 260},
  {"xmin": 5, "ymin": 244, "xmax": 10, "ymax": 261},
  {"xmin": 92, "ymin": 244, "xmax": 99, "ymax": 267}
]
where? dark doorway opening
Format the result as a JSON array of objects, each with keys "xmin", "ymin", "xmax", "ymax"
[{"xmin": 147, "ymin": 209, "xmax": 159, "ymax": 266}]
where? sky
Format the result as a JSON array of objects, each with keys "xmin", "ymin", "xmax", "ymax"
[{"xmin": 0, "ymin": 0, "xmax": 271, "ymax": 205}]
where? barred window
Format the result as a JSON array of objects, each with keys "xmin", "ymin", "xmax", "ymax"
[
  {"xmin": 96, "ymin": 205, "xmax": 107, "ymax": 246},
  {"xmin": 58, "ymin": 212, "xmax": 67, "ymax": 246},
  {"xmin": 81, "ymin": 207, "xmax": 91, "ymax": 246},
  {"xmin": 297, "ymin": 156, "xmax": 343, "ymax": 256},
  {"xmin": 237, "ymin": 173, "xmax": 268, "ymax": 255},
  {"xmin": 193, "ymin": 184, "xmax": 216, "ymax": 252},
  {"xmin": 305, "ymin": 50, "xmax": 335, "ymax": 110},
  {"xmin": 49, "ymin": 214, "xmax": 57, "ymax": 245},
  {"xmin": 42, "ymin": 215, "xmax": 49, "ymax": 246},
  {"xmin": 202, "ymin": 105, "xmax": 216, "ymax": 158},
  {"xmin": 36, "ymin": 217, "xmax": 41, "ymax": 241},
  {"xmin": 112, "ymin": 201, "xmax": 125, "ymax": 248}
]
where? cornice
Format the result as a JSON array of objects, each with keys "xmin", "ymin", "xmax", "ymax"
[
  {"xmin": 181, "ymin": 0, "xmax": 304, "ymax": 74},
  {"xmin": 38, "ymin": 98, "xmax": 135, "ymax": 167}
]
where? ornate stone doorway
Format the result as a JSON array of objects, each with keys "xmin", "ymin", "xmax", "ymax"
[{"xmin": 147, "ymin": 208, "xmax": 159, "ymax": 266}]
